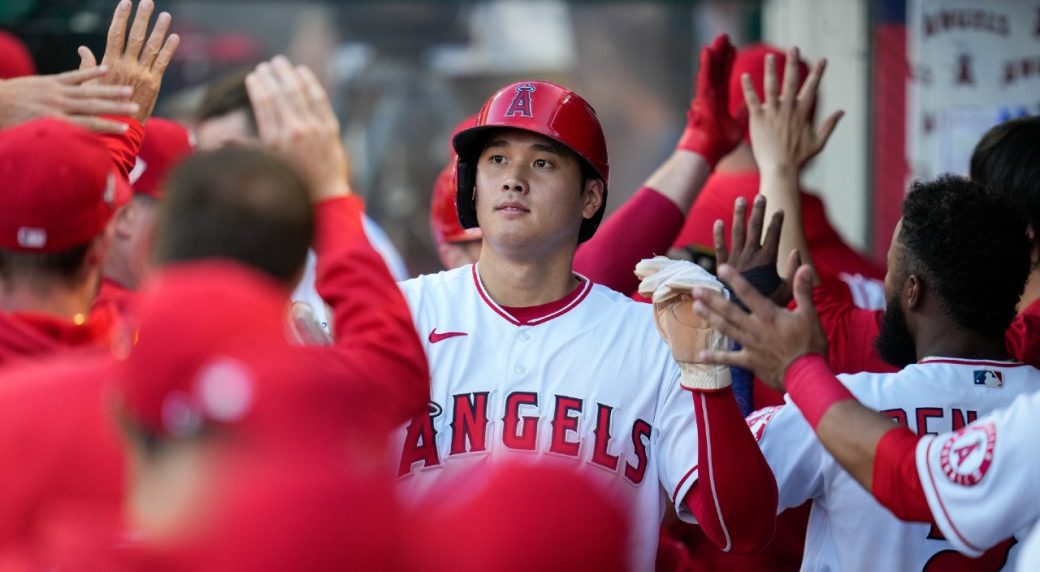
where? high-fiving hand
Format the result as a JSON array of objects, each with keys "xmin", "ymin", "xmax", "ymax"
[
  {"xmin": 691, "ymin": 263, "xmax": 827, "ymax": 390},
  {"xmin": 0, "ymin": 67, "xmax": 137, "ymax": 133},
  {"xmin": 78, "ymin": 0, "xmax": 179, "ymax": 124},
  {"xmin": 245, "ymin": 56, "xmax": 352, "ymax": 203},
  {"xmin": 743, "ymin": 46, "xmax": 842, "ymax": 171},
  {"xmin": 678, "ymin": 33, "xmax": 748, "ymax": 167}
]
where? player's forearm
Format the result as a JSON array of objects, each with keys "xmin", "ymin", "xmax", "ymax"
[
  {"xmin": 642, "ymin": 149, "xmax": 712, "ymax": 213},
  {"xmin": 759, "ymin": 163, "xmax": 814, "ymax": 275},
  {"xmin": 574, "ymin": 186, "xmax": 686, "ymax": 295},
  {"xmin": 683, "ymin": 387, "xmax": 778, "ymax": 554},
  {"xmin": 313, "ymin": 196, "xmax": 429, "ymax": 417}
]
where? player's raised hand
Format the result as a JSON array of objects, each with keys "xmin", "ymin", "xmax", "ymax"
[
  {"xmin": 714, "ymin": 194, "xmax": 796, "ymax": 305},
  {"xmin": 245, "ymin": 56, "xmax": 352, "ymax": 203},
  {"xmin": 77, "ymin": 0, "xmax": 179, "ymax": 124},
  {"xmin": 0, "ymin": 67, "xmax": 138, "ymax": 133},
  {"xmin": 677, "ymin": 33, "xmax": 747, "ymax": 168},
  {"xmin": 691, "ymin": 262, "xmax": 827, "ymax": 390},
  {"xmin": 743, "ymin": 46, "xmax": 842, "ymax": 171}
]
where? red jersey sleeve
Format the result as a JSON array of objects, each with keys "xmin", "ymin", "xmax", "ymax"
[
  {"xmin": 97, "ymin": 116, "xmax": 144, "ymax": 179},
  {"xmin": 809, "ymin": 277, "xmax": 896, "ymax": 375},
  {"xmin": 304, "ymin": 196, "xmax": 430, "ymax": 425},
  {"xmin": 574, "ymin": 187, "xmax": 685, "ymax": 296},
  {"xmin": 872, "ymin": 428, "xmax": 934, "ymax": 522}
]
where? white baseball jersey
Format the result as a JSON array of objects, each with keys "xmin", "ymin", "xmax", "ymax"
[
  {"xmin": 394, "ymin": 264, "xmax": 699, "ymax": 572},
  {"xmin": 751, "ymin": 357, "xmax": 1040, "ymax": 571},
  {"xmin": 916, "ymin": 383, "xmax": 1040, "ymax": 562},
  {"xmin": 1017, "ymin": 522, "xmax": 1040, "ymax": 572}
]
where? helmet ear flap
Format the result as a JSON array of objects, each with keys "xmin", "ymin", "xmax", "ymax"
[{"xmin": 455, "ymin": 160, "xmax": 480, "ymax": 229}]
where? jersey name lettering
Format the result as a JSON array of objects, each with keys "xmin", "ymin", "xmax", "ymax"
[
  {"xmin": 881, "ymin": 406, "xmax": 979, "ymax": 434},
  {"xmin": 398, "ymin": 390, "xmax": 651, "ymax": 484}
]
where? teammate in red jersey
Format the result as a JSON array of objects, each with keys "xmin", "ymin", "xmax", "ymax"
[
  {"xmin": 93, "ymin": 117, "xmax": 193, "ymax": 323},
  {"xmin": 0, "ymin": 0, "xmax": 177, "ymax": 368},
  {"xmin": 0, "ymin": 57, "xmax": 429, "ymax": 568},
  {"xmin": 673, "ymin": 43, "xmax": 884, "ymax": 287}
]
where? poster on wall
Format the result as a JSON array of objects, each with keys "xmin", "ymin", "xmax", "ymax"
[{"xmin": 908, "ymin": 0, "xmax": 1040, "ymax": 181}]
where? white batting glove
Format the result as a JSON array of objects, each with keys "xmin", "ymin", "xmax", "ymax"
[{"xmin": 635, "ymin": 256, "xmax": 733, "ymax": 391}]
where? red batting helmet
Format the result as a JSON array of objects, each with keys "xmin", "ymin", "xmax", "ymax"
[
  {"xmin": 452, "ymin": 81, "xmax": 609, "ymax": 243},
  {"xmin": 430, "ymin": 161, "xmax": 482, "ymax": 246}
]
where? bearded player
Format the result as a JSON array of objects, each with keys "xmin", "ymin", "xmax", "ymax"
[{"xmin": 689, "ymin": 47, "xmax": 1036, "ymax": 568}]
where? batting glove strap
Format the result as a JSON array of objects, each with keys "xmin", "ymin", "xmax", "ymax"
[{"xmin": 679, "ymin": 361, "xmax": 733, "ymax": 391}]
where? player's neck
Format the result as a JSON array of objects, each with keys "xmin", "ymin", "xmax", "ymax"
[
  {"xmin": 103, "ymin": 255, "xmax": 139, "ymax": 292},
  {"xmin": 0, "ymin": 278, "xmax": 95, "ymax": 321},
  {"xmin": 913, "ymin": 319, "xmax": 1010, "ymax": 363},
  {"xmin": 475, "ymin": 247, "xmax": 579, "ymax": 308}
]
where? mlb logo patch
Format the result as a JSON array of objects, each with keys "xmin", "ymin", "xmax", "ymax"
[{"xmin": 973, "ymin": 370, "xmax": 1003, "ymax": 388}]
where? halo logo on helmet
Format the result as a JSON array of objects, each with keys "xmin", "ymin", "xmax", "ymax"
[
  {"xmin": 504, "ymin": 84, "xmax": 536, "ymax": 118},
  {"xmin": 452, "ymin": 80, "xmax": 610, "ymax": 244}
]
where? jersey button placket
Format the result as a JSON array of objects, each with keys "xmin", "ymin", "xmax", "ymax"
[{"xmin": 514, "ymin": 328, "xmax": 530, "ymax": 376}]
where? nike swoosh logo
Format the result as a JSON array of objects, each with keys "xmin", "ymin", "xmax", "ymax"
[{"xmin": 429, "ymin": 329, "xmax": 468, "ymax": 343}]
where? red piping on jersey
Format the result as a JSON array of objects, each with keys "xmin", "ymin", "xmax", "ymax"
[
  {"xmin": 701, "ymin": 392, "xmax": 733, "ymax": 552},
  {"xmin": 471, "ymin": 263, "xmax": 593, "ymax": 327},
  {"xmin": 917, "ymin": 358, "xmax": 1027, "ymax": 368},
  {"xmin": 672, "ymin": 464, "xmax": 699, "ymax": 505},
  {"xmin": 922, "ymin": 436, "xmax": 987, "ymax": 554}
]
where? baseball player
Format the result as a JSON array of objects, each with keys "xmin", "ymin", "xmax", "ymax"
[
  {"xmin": 0, "ymin": 119, "xmax": 131, "ymax": 367},
  {"xmin": 690, "ymin": 171, "xmax": 1034, "ymax": 568},
  {"xmin": 429, "ymin": 34, "xmax": 749, "ymax": 300},
  {"xmin": 193, "ymin": 65, "xmax": 409, "ymax": 336},
  {"xmin": 0, "ymin": 58, "xmax": 429, "ymax": 566},
  {"xmin": 430, "ymin": 117, "xmax": 484, "ymax": 270},
  {"xmin": 686, "ymin": 48, "xmax": 1035, "ymax": 569},
  {"xmin": 673, "ymin": 43, "xmax": 884, "ymax": 286},
  {"xmin": 395, "ymin": 72, "xmax": 779, "ymax": 571},
  {"xmin": 773, "ymin": 115, "xmax": 1040, "ymax": 378},
  {"xmin": 93, "ymin": 117, "xmax": 193, "ymax": 322},
  {"xmin": 0, "ymin": 0, "xmax": 177, "ymax": 368}
]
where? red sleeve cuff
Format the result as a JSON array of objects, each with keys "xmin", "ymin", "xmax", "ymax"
[
  {"xmin": 785, "ymin": 354, "xmax": 856, "ymax": 429},
  {"xmin": 98, "ymin": 116, "xmax": 144, "ymax": 179},
  {"xmin": 314, "ymin": 195, "xmax": 365, "ymax": 254}
]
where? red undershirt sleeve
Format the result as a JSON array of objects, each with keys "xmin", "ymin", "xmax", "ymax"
[
  {"xmin": 97, "ymin": 116, "xmax": 144, "ymax": 179},
  {"xmin": 574, "ymin": 187, "xmax": 684, "ymax": 296},
  {"xmin": 306, "ymin": 196, "xmax": 430, "ymax": 424},
  {"xmin": 682, "ymin": 387, "xmax": 778, "ymax": 554},
  {"xmin": 872, "ymin": 428, "xmax": 934, "ymax": 523}
]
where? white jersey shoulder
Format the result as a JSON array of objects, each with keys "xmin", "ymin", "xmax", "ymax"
[
  {"xmin": 395, "ymin": 264, "xmax": 694, "ymax": 572},
  {"xmin": 754, "ymin": 358, "xmax": 1039, "ymax": 571},
  {"xmin": 916, "ymin": 384, "xmax": 1040, "ymax": 559}
]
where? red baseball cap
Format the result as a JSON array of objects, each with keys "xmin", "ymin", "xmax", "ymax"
[
  {"xmin": 148, "ymin": 456, "xmax": 400, "ymax": 571},
  {"xmin": 0, "ymin": 118, "xmax": 129, "ymax": 253},
  {"xmin": 117, "ymin": 261, "xmax": 290, "ymax": 438},
  {"xmin": 129, "ymin": 118, "xmax": 194, "ymax": 200},
  {"xmin": 0, "ymin": 31, "xmax": 36, "ymax": 79},
  {"xmin": 728, "ymin": 44, "xmax": 810, "ymax": 140},
  {"xmin": 407, "ymin": 462, "xmax": 630, "ymax": 572}
]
